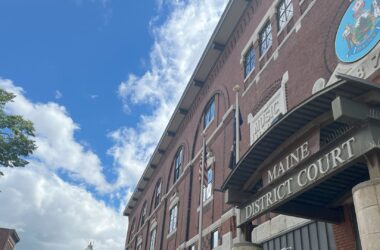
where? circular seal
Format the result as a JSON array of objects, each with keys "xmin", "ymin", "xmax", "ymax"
[{"xmin": 335, "ymin": 0, "xmax": 380, "ymax": 63}]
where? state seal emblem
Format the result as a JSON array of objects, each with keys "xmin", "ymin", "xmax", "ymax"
[{"xmin": 336, "ymin": 0, "xmax": 380, "ymax": 63}]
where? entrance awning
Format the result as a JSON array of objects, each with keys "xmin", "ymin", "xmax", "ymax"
[{"xmin": 222, "ymin": 74, "xmax": 380, "ymax": 192}]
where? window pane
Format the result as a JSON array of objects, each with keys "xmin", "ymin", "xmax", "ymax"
[
  {"xmin": 207, "ymin": 169, "xmax": 213, "ymax": 183},
  {"xmin": 154, "ymin": 181, "xmax": 161, "ymax": 208},
  {"xmin": 244, "ymin": 46, "xmax": 256, "ymax": 77},
  {"xmin": 149, "ymin": 228, "xmax": 157, "ymax": 250},
  {"xmin": 278, "ymin": 0, "xmax": 293, "ymax": 30},
  {"xmin": 204, "ymin": 99, "xmax": 215, "ymax": 128},
  {"xmin": 174, "ymin": 149, "xmax": 182, "ymax": 182},
  {"xmin": 260, "ymin": 21, "xmax": 272, "ymax": 55},
  {"xmin": 169, "ymin": 205, "xmax": 177, "ymax": 233},
  {"xmin": 203, "ymin": 169, "xmax": 213, "ymax": 201},
  {"xmin": 211, "ymin": 231, "xmax": 219, "ymax": 249}
]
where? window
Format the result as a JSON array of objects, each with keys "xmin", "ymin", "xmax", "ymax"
[
  {"xmin": 204, "ymin": 98, "xmax": 215, "ymax": 129},
  {"xmin": 149, "ymin": 228, "xmax": 157, "ymax": 250},
  {"xmin": 169, "ymin": 204, "xmax": 178, "ymax": 233},
  {"xmin": 211, "ymin": 230, "xmax": 219, "ymax": 249},
  {"xmin": 174, "ymin": 148, "xmax": 183, "ymax": 183},
  {"xmin": 244, "ymin": 46, "xmax": 256, "ymax": 78},
  {"xmin": 203, "ymin": 168, "xmax": 213, "ymax": 201},
  {"xmin": 153, "ymin": 180, "xmax": 162, "ymax": 208},
  {"xmin": 277, "ymin": 0, "xmax": 293, "ymax": 30},
  {"xmin": 136, "ymin": 241, "xmax": 142, "ymax": 250},
  {"xmin": 259, "ymin": 21, "xmax": 273, "ymax": 56},
  {"xmin": 140, "ymin": 202, "xmax": 147, "ymax": 226},
  {"xmin": 129, "ymin": 218, "xmax": 136, "ymax": 242},
  {"xmin": 189, "ymin": 245, "xmax": 195, "ymax": 250}
]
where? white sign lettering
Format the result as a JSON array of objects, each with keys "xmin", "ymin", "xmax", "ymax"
[
  {"xmin": 248, "ymin": 84, "xmax": 287, "ymax": 145},
  {"xmin": 267, "ymin": 142, "xmax": 310, "ymax": 184},
  {"xmin": 240, "ymin": 137, "xmax": 356, "ymax": 225}
]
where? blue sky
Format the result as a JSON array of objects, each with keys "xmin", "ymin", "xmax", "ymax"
[
  {"xmin": 0, "ymin": 0, "xmax": 156, "ymax": 176},
  {"xmin": 0, "ymin": 0, "xmax": 228, "ymax": 249}
]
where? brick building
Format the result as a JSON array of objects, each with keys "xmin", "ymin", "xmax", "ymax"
[{"xmin": 124, "ymin": 0, "xmax": 380, "ymax": 249}]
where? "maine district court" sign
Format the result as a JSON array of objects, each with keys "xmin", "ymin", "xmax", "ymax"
[{"xmin": 238, "ymin": 125, "xmax": 379, "ymax": 226}]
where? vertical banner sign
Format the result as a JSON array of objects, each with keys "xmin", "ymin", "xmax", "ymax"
[
  {"xmin": 248, "ymin": 84, "xmax": 287, "ymax": 145},
  {"xmin": 336, "ymin": 0, "xmax": 380, "ymax": 63}
]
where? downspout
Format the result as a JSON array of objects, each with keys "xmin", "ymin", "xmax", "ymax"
[{"xmin": 185, "ymin": 164, "xmax": 194, "ymax": 242}]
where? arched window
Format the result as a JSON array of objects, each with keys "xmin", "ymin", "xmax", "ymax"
[
  {"xmin": 140, "ymin": 202, "xmax": 147, "ymax": 226},
  {"xmin": 153, "ymin": 179, "xmax": 162, "ymax": 209},
  {"xmin": 173, "ymin": 148, "xmax": 183, "ymax": 183},
  {"xmin": 204, "ymin": 97, "xmax": 216, "ymax": 129}
]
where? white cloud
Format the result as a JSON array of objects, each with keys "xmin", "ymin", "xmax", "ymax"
[
  {"xmin": 0, "ymin": 79, "xmax": 111, "ymax": 193},
  {"xmin": 0, "ymin": 168, "xmax": 127, "ymax": 250},
  {"xmin": 0, "ymin": 78, "xmax": 127, "ymax": 250},
  {"xmin": 114, "ymin": 0, "xmax": 228, "ymax": 189}
]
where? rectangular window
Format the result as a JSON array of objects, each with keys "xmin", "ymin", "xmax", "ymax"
[
  {"xmin": 211, "ymin": 230, "xmax": 219, "ymax": 249},
  {"xmin": 136, "ymin": 243, "xmax": 142, "ymax": 250},
  {"xmin": 141, "ymin": 204, "xmax": 147, "ymax": 226},
  {"xmin": 203, "ymin": 168, "xmax": 213, "ymax": 201},
  {"xmin": 278, "ymin": 0, "xmax": 293, "ymax": 30},
  {"xmin": 244, "ymin": 46, "xmax": 256, "ymax": 78},
  {"xmin": 204, "ymin": 98, "xmax": 215, "ymax": 129},
  {"xmin": 149, "ymin": 228, "xmax": 157, "ymax": 250},
  {"xmin": 154, "ymin": 181, "xmax": 161, "ymax": 208},
  {"xmin": 189, "ymin": 245, "xmax": 195, "ymax": 250},
  {"xmin": 174, "ymin": 149, "xmax": 183, "ymax": 183},
  {"xmin": 259, "ymin": 21, "xmax": 273, "ymax": 56},
  {"xmin": 169, "ymin": 205, "xmax": 178, "ymax": 233}
]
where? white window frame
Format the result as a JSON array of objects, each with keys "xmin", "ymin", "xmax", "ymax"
[
  {"xmin": 169, "ymin": 204, "xmax": 178, "ymax": 234},
  {"xmin": 244, "ymin": 46, "xmax": 256, "ymax": 78},
  {"xmin": 259, "ymin": 21, "xmax": 273, "ymax": 57},
  {"xmin": 136, "ymin": 236, "xmax": 142, "ymax": 250},
  {"xmin": 140, "ymin": 202, "xmax": 147, "ymax": 226},
  {"xmin": 149, "ymin": 227, "xmax": 157, "ymax": 250},
  {"xmin": 211, "ymin": 230, "xmax": 219, "ymax": 249},
  {"xmin": 204, "ymin": 98, "xmax": 216, "ymax": 129},
  {"xmin": 174, "ymin": 148, "xmax": 183, "ymax": 183},
  {"xmin": 277, "ymin": 0, "xmax": 294, "ymax": 31},
  {"xmin": 154, "ymin": 180, "xmax": 161, "ymax": 208}
]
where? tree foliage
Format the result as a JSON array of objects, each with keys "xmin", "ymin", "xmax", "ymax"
[{"xmin": 0, "ymin": 89, "xmax": 36, "ymax": 175}]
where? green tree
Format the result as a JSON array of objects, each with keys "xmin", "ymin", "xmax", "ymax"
[{"xmin": 0, "ymin": 89, "xmax": 36, "ymax": 176}]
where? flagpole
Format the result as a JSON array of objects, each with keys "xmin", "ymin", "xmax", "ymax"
[
  {"xmin": 232, "ymin": 84, "xmax": 246, "ymax": 244},
  {"xmin": 233, "ymin": 85, "xmax": 241, "ymax": 163},
  {"xmin": 198, "ymin": 132, "xmax": 206, "ymax": 250}
]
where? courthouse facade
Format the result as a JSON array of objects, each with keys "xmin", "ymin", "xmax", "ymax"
[{"xmin": 124, "ymin": 0, "xmax": 380, "ymax": 249}]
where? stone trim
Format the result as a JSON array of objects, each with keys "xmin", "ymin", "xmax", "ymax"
[
  {"xmin": 252, "ymin": 215, "xmax": 311, "ymax": 244},
  {"xmin": 177, "ymin": 207, "xmax": 237, "ymax": 249}
]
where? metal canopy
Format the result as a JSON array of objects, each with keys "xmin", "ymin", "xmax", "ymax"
[
  {"xmin": 222, "ymin": 74, "xmax": 380, "ymax": 192},
  {"xmin": 272, "ymin": 161, "xmax": 369, "ymax": 223}
]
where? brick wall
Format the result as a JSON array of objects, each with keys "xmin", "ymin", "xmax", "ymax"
[{"xmin": 332, "ymin": 205, "xmax": 359, "ymax": 250}]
